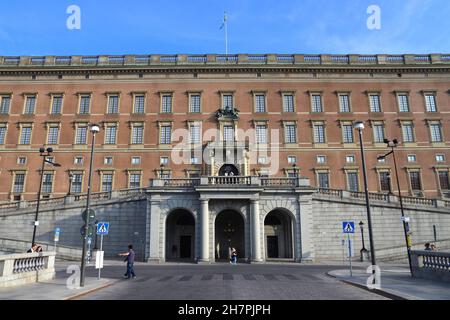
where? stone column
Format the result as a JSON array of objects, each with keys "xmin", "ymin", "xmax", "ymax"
[
  {"xmin": 297, "ymin": 195, "xmax": 315, "ymax": 262},
  {"xmin": 147, "ymin": 199, "xmax": 161, "ymax": 263},
  {"xmin": 251, "ymin": 200, "xmax": 262, "ymax": 262},
  {"xmin": 199, "ymin": 199, "xmax": 210, "ymax": 263}
]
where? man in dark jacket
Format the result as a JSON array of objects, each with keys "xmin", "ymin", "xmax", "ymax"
[{"xmin": 118, "ymin": 245, "xmax": 136, "ymax": 279}]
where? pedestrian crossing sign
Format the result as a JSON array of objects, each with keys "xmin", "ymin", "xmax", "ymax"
[
  {"xmin": 97, "ymin": 222, "xmax": 110, "ymax": 235},
  {"xmin": 342, "ymin": 221, "xmax": 355, "ymax": 234}
]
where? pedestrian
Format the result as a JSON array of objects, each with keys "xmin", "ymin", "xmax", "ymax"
[
  {"xmin": 431, "ymin": 243, "xmax": 438, "ymax": 252},
  {"xmin": 424, "ymin": 243, "xmax": 432, "ymax": 251},
  {"xmin": 231, "ymin": 248, "xmax": 237, "ymax": 265},
  {"xmin": 27, "ymin": 243, "xmax": 38, "ymax": 253},
  {"xmin": 118, "ymin": 244, "xmax": 136, "ymax": 279}
]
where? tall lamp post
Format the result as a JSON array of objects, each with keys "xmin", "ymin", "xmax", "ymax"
[
  {"xmin": 80, "ymin": 124, "xmax": 100, "ymax": 288},
  {"xmin": 31, "ymin": 147, "xmax": 61, "ymax": 246},
  {"xmin": 377, "ymin": 138, "xmax": 413, "ymax": 276},
  {"xmin": 353, "ymin": 121, "xmax": 377, "ymax": 270},
  {"xmin": 359, "ymin": 221, "xmax": 368, "ymax": 261}
]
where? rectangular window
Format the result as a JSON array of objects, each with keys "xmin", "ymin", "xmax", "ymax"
[
  {"xmin": 258, "ymin": 156, "xmax": 267, "ymax": 164},
  {"xmin": 398, "ymin": 94, "xmax": 410, "ymax": 112},
  {"xmin": 160, "ymin": 125, "xmax": 172, "ymax": 144},
  {"xmin": 104, "ymin": 157, "xmax": 113, "ymax": 165},
  {"xmin": 317, "ymin": 155, "xmax": 326, "ymax": 164},
  {"xmin": 70, "ymin": 173, "xmax": 83, "ymax": 193},
  {"xmin": 369, "ymin": 94, "xmax": 381, "ymax": 112},
  {"xmin": 24, "ymin": 95, "xmax": 36, "ymax": 114},
  {"xmin": 313, "ymin": 124, "xmax": 325, "ymax": 143},
  {"xmin": 42, "ymin": 173, "xmax": 53, "ymax": 194},
  {"xmin": 318, "ymin": 172, "xmax": 330, "ymax": 188},
  {"xmin": 104, "ymin": 126, "xmax": 117, "ymax": 145},
  {"xmin": 347, "ymin": 172, "xmax": 359, "ymax": 192},
  {"xmin": 17, "ymin": 157, "xmax": 27, "ymax": 165},
  {"xmin": 339, "ymin": 94, "xmax": 351, "ymax": 113},
  {"xmin": 131, "ymin": 125, "xmax": 143, "ymax": 144},
  {"xmin": 379, "ymin": 172, "xmax": 391, "ymax": 192},
  {"xmin": 439, "ymin": 171, "xmax": 450, "ymax": 190},
  {"xmin": 311, "ymin": 94, "xmax": 323, "ymax": 113},
  {"xmin": 425, "ymin": 94, "xmax": 437, "ymax": 112},
  {"xmin": 131, "ymin": 157, "xmax": 141, "ymax": 165},
  {"xmin": 129, "ymin": 173, "xmax": 141, "ymax": 189},
  {"xmin": 75, "ymin": 126, "xmax": 87, "ymax": 144},
  {"xmin": 189, "ymin": 94, "xmax": 201, "ymax": 113},
  {"xmin": 0, "ymin": 126, "xmax": 6, "ymax": 144},
  {"xmin": 402, "ymin": 123, "xmax": 415, "ymax": 143},
  {"xmin": 0, "ymin": 95, "xmax": 11, "ymax": 114},
  {"xmin": 47, "ymin": 126, "xmax": 59, "ymax": 145},
  {"xmin": 161, "ymin": 95, "xmax": 172, "ymax": 113},
  {"xmin": 407, "ymin": 155, "xmax": 417, "ymax": 163},
  {"xmin": 13, "ymin": 173, "xmax": 25, "ymax": 193},
  {"xmin": 20, "ymin": 127, "xmax": 32, "ymax": 145},
  {"xmin": 342, "ymin": 125, "xmax": 354, "ymax": 143},
  {"xmin": 133, "ymin": 95, "xmax": 145, "ymax": 114},
  {"xmin": 346, "ymin": 155, "xmax": 355, "ymax": 163},
  {"xmin": 373, "ymin": 124, "xmax": 385, "ymax": 143},
  {"xmin": 74, "ymin": 157, "xmax": 83, "ymax": 165},
  {"xmin": 288, "ymin": 156, "xmax": 297, "ymax": 164},
  {"xmin": 255, "ymin": 94, "xmax": 266, "ymax": 113},
  {"xmin": 79, "ymin": 95, "xmax": 91, "ymax": 114},
  {"xmin": 51, "ymin": 96, "xmax": 63, "ymax": 114},
  {"xmin": 283, "ymin": 94, "xmax": 295, "ymax": 113},
  {"xmin": 436, "ymin": 155, "xmax": 445, "ymax": 162},
  {"xmin": 107, "ymin": 95, "xmax": 119, "ymax": 114},
  {"xmin": 222, "ymin": 94, "xmax": 233, "ymax": 108},
  {"xmin": 409, "ymin": 172, "xmax": 422, "ymax": 191},
  {"xmin": 189, "ymin": 125, "xmax": 201, "ymax": 144},
  {"xmin": 101, "ymin": 173, "xmax": 113, "ymax": 192},
  {"xmin": 190, "ymin": 157, "xmax": 199, "ymax": 164},
  {"xmin": 160, "ymin": 157, "xmax": 169, "ymax": 165},
  {"xmin": 284, "ymin": 125, "xmax": 297, "ymax": 144},
  {"xmin": 430, "ymin": 124, "xmax": 443, "ymax": 142},
  {"xmin": 223, "ymin": 125, "xmax": 234, "ymax": 142},
  {"xmin": 256, "ymin": 125, "xmax": 268, "ymax": 144}
]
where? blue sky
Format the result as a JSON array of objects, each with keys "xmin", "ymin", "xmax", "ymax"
[{"xmin": 0, "ymin": 0, "xmax": 449, "ymax": 55}]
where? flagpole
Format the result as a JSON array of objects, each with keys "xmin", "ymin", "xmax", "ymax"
[{"xmin": 225, "ymin": 12, "xmax": 228, "ymax": 55}]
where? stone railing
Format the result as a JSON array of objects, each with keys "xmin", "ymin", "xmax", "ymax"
[
  {"xmin": 261, "ymin": 177, "xmax": 296, "ymax": 187},
  {"xmin": 163, "ymin": 178, "xmax": 201, "ymax": 187},
  {"xmin": 0, "ymin": 252, "xmax": 56, "ymax": 288},
  {"xmin": 1, "ymin": 54, "xmax": 449, "ymax": 68},
  {"xmin": 207, "ymin": 176, "xmax": 252, "ymax": 186},
  {"xmin": 411, "ymin": 250, "xmax": 450, "ymax": 282}
]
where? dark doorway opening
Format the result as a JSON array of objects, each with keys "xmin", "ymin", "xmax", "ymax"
[
  {"xmin": 180, "ymin": 236, "xmax": 192, "ymax": 259},
  {"xmin": 267, "ymin": 236, "xmax": 279, "ymax": 258},
  {"xmin": 219, "ymin": 164, "xmax": 240, "ymax": 176}
]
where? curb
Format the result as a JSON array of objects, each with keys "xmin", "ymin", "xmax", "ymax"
[{"xmin": 63, "ymin": 279, "xmax": 118, "ymax": 300}]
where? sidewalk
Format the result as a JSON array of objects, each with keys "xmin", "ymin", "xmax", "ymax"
[{"xmin": 328, "ymin": 267, "xmax": 450, "ymax": 300}]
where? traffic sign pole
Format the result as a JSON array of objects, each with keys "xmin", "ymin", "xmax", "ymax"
[
  {"xmin": 98, "ymin": 234, "xmax": 104, "ymax": 280},
  {"xmin": 348, "ymin": 233, "xmax": 353, "ymax": 277}
]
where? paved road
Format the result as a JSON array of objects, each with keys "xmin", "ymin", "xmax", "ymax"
[{"xmin": 70, "ymin": 263, "xmax": 388, "ymax": 300}]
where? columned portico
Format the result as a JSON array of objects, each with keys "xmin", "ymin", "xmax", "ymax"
[
  {"xmin": 199, "ymin": 199, "xmax": 210, "ymax": 263},
  {"xmin": 250, "ymin": 200, "xmax": 262, "ymax": 262}
]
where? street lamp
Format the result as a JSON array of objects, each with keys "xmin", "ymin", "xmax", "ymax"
[
  {"xmin": 80, "ymin": 124, "xmax": 100, "ymax": 287},
  {"xmin": 353, "ymin": 121, "xmax": 377, "ymax": 270},
  {"xmin": 359, "ymin": 221, "xmax": 369, "ymax": 262},
  {"xmin": 31, "ymin": 147, "xmax": 61, "ymax": 246},
  {"xmin": 159, "ymin": 164, "xmax": 165, "ymax": 178},
  {"xmin": 292, "ymin": 164, "xmax": 299, "ymax": 178},
  {"xmin": 68, "ymin": 173, "xmax": 75, "ymax": 196},
  {"xmin": 377, "ymin": 138, "xmax": 413, "ymax": 276}
]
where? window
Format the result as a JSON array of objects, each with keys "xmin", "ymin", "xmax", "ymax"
[
  {"xmin": 189, "ymin": 125, "xmax": 201, "ymax": 144},
  {"xmin": 342, "ymin": 125, "xmax": 354, "ymax": 143},
  {"xmin": 430, "ymin": 123, "xmax": 443, "ymax": 142},
  {"xmin": 283, "ymin": 94, "xmax": 295, "ymax": 113},
  {"xmin": 13, "ymin": 173, "xmax": 25, "ymax": 193},
  {"xmin": 402, "ymin": 123, "xmax": 415, "ymax": 143},
  {"xmin": 409, "ymin": 171, "xmax": 422, "ymax": 191},
  {"xmin": 104, "ymin": 157, "xmax": 113, "ymax": 165},
  {"xmin": 74, "ymin": 157, "xmax": 83, "ymax": 165},
  {"xmin": 317, "ymin": 155, "xmax": 326, "ymax": 164},
  {"xmin": 311, "ymin": 94, "xmax": 323, "ymax": 113},
  {"xmin": 373, "ymin": 123, "xmax": 385, "ymax": 143},
  {"xmin": 317, "ymin": 172, "xmax": 330, "ymax": 188},
  {"xmin": 397, "ymin": 94, "xmax": 410, "ymax": 112},
  {"xmin": 131, "ymin": 157, "xmax": 141, "ymax": 165},
  {"xmin": 258, "ymin": 156, "xmax": 267, "ymax": 164},
  {"xmin": 313, "ymin": 123, "xmax": 325, "ymax": 143},
  {"xmin": 75, "ymin": 126, "xmax": 87, "ymax": 144},
  {"xmin": 424, "ymin": 93, "xmax": 437, "ymax": 112},
  {"xmin": 438, "ymin": 171, "xmax": 450, "ymax": 190},
  {"xmin": 346, "ymin": 155, "xmax": 355, "ymax": 163},
  {"xmin": 190, "ymin": 157, "xmax": 199, "ymax": 164},
  {"xmin": 189, "ymin": 94, "xmax": 201, "ymax": 113},
  {"xmin": 160, "ymin": 125, "xmax": 172, "ymax": 144},
  {"xmin": 47, "ymin": 126, "xmax": 59, "ymax": 145},
  {"xmin": 51, "ymin": 95, "xmax": 63, "ymax": 114},
  {"xmin": 24, "ymin": 95, "xmax": 36, "ymax": 114},
  {"xmin": 42, "ymin": 173, "xmax": 54, "ymax": 194},
  {"xmin": 369, "ymin": 94, "xmax": 381, "ymax": 112},
  {"xmin": 104, "ymin": 125, "xmax": 117, "ymax": 145},
  {"xmin": 101, "ymin": 173, "xmax": 113, "ymax": 192},
  {"xmin": 129, "ymin": 173, "xmax": 141, "ymax": 189},
  {"xmin": 222, "ymin": 94, "xmax": 233, "ymax": 108},
  {"xmin": 0, "ymin": 125, "xmax": 6, "ymax": 144},
  {"xmin": 407, "ymin": 155, "xmax": 417, "ymax": 163},
  {"xmin": 17, "ymin": 157, "xmax": 26, "ymax": 165},
  {"xmin": 377, "ymin": 156, "xmax": 386, "ymax": 163},
  {"xmin": 284, "ymin": 124, "xmax": 297, "ymax": 144},
  {"xmin": 347, "ymin": 172, "xmax": 359, "ymax": 192},
  {"xmin": 379, "ymin": 172, "xmax": 391, "ymax": 192},
  {"xmin": 256, "ymin": 125, "xmax": 268, "ymax": 144},
  {"xmin": 255, "ymin": 94, "xmax": 266, "ymax": 113},
  {"xmin": 107, "ymin": 95, "xmax": 119, "ymax": 114},
  {"xmin": 223, "ymin": 125, "xmax": 234, "ymax": 142},
  {"xmin": 0, "ymin": 95, "xmax": 11, "ymax": 114},
  {"xmin": 70, "ymin": 173, "xmax": 83, "ymax": 193},
  {"xmin": 339, "ymin": 94, "xmax": 351, "ymax": 113},
  {"xmin": 131, "ymin": 124, "xmax": 143, "ymax": 144},
  {"xmin": 19, "ymin": 126, "xmax": 32, "ymax": 145},
  {"xmin": 133, "ymin": 94, "xmax": 145, "ymax": 114},
  {"xmin": 436, "ymin": 155, "xmax": 445, "ymax": 162},
  {"xmin": 79, "ymin": 95, "xmax": 91, "ymax": 114},
  {"xmin": 160, "ymin": 157, "xmax": 169, "ymax": 165},
  {"xmin": 161, "ymin": 94, "xmax": 172, "ymax": 113},
  {"xmin": 288, "ymin": 156, "xmax": 297, "ymax": 165},
  {"xmin": 45, "ymin": 156, "xmax": 54, "ymax": 165}
]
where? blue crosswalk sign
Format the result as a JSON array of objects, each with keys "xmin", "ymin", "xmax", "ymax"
[
  {"xmin": 97, "ymin": 222, "xmax": 109, "ymax": 235},
  {"xmin": 342, "ymin": 221, "xmax": 355, "ymax": 234}
]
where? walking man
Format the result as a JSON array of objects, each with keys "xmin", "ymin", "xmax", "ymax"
[{"xmin": 118, "ymin": 244, "xmax": 136, "ymax": 279}]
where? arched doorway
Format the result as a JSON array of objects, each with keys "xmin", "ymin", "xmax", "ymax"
[
  {"xmin": 264, "ymin": 210, "xmax": 294, "ymax": 259},
  {"xmin": 219, "ymin": 164, "xmax": 239, "ymax": 176},
  {"xmin": 166, "ymin": 209, "xmax": 195, "ymax": 261},
  {"xmin": 215, "ymin": 210, "xmax": 245, "ymax": 261}
]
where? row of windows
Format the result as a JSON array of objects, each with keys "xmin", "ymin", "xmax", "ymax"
[
  {"xmin": 0, "ymin": 90, "xmax": 443, "ymax": 115},
  {"xmin": 0, "ymin": 120, "xmax": 445, "ymax": 146}
]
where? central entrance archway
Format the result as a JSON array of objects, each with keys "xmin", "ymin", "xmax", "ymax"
[
  {"xmin": 215, "ymin": 210, "xmax": 245, "ymax": 261},
  {"xmin": 166, "ymin": 209, "xmax": 195, "ymax": 261},
  {"xmin": 264, "ymin": 210, "xmax": 294, "ymax": 259},
  {"xmin": 219, "ymin": 164, "xmax": 239, "ymax": 176}
]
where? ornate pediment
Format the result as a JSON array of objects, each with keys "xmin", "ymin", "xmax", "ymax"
[{"xmin": 216, "ymin": 106, "xmax": 240, "ymax": 120}]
